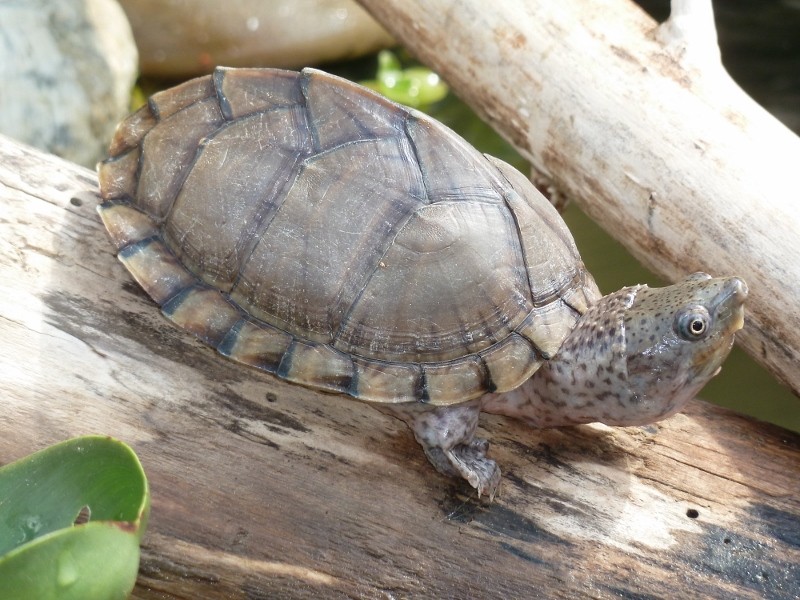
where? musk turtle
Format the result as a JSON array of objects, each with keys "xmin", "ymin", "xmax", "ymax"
[{"xmin": 98, "ymin": 67, "xmax": 747, "ymax": 497}]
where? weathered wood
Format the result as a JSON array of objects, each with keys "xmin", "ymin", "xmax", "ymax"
[
  {"xmin": 1, "ymin": 134, "xmax": 799, "ymax": 598},
  {"xmin": 355, "ymin": 0, "xmax": 800, "ymax": 400}
]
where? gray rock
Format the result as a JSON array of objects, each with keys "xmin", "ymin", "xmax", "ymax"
[
  {"xmin": 0, "ymin": 0, "xmax": 138, "ymax": 167},
  {"xmin": 118, "ymin": 0, "xmax": 394, "ymax": 78}
]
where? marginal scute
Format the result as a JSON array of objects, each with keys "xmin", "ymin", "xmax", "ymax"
[
  {"xmin": 108, "ymin": 105, "xmax": 156, "ymax": 156},
  {"xmin": 219, "ymin": 319, "xmax": 292, "ymax": 373},
  {"xmin": 148, "ymin": 75, "xmax": 215, "ymax": 120},
  {"xmin": 98, "ymin": 148, "xmax": 140, "ymax": 201},
  {"xmin": 97, "ymin": 201, "xmax": 159, "ymax": 250},
  {"xmin": 118, "ymin": 237, "xmax": 196, "ymax": 305},
  {"xmin": 515, "ymin": 301, "xmax": 580, "ymax": 359},
  {"xmin": 279, "ymin": 341, "xmax": 355, "ymax": 394},
  {"xmin": 423, "ymin": 357, "xmax": 489, "ymax": 406},
  {"xmin": 479, "ymin": 333, "xmax": 543, "ymax": 393},
  {"xmin": 162, "ymin": 285, "xmax": 241, "ymax": 347},
  {"xmin": 350, "ymin": 358, "xmax": 422, "ymax": 404},
  {"xmin": 560, "ymin": 273, "xmax": 602, "ymax": 314}
]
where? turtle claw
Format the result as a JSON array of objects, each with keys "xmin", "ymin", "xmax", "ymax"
[
  {"xmin": 445, "ymin": 439, "xmax": 501, "ymax": 499},
  {"xmin": 422, "ymin": 439, "xmax": 501, "ymax": 498}
]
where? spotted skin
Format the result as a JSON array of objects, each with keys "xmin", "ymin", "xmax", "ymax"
[{"xmin": 391, "ymin": 273, "xmax": 747, "ymax": 497}]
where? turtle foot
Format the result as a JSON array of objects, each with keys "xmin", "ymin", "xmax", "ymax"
[
  {"xmin": 384, "ymin": 400, "xmax": 500, "ymax": 499},
  {"xmin": 424, "ymin": 439, "xmax": 501, "ymax": 499},
  {"xmin": 446, "ymin": 439, "xmax": 501, "ymax": 499}
]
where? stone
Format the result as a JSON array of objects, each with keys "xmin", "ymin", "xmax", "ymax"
[
  {"xmin": 0, "ymin": 0, "xmax": 138, "ymax": 167},
  {"xmin": 117, "ymin": 0, "xmax": 394, "ymax": 78}
]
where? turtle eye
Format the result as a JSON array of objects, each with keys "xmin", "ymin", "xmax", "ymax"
[{"xmin": 674, "ymin": 306, "xmax": 711, "ymax": 340}]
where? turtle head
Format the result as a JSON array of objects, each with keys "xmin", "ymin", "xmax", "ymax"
[
  {"xmin": 500, "ymin": 273, "xmax": 748, "ymax": 428},
  {"xmin": 614, "ymin": 273, "xmax": 747, "ymax": 424}
]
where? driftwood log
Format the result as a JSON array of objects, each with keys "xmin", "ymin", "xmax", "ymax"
[
  {"xmin": 2, "ymin": 134, "xmax": 800, "ymax": 597},
  {"xmin": 356, "ymin": 0, "xmax": 800, "ymax": 400}
]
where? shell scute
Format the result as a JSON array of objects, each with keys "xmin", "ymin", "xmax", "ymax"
[
  {"xmin": 406, "ymin": 115, "xmax": 506, "ymax": 203},
  {"xmin": 214, "ymin": 67, "xmax": 303, "ymax": 120},
  {"xmin": 219, "ymin": 318, "xmax": 292, "ymax": 374},
  {"xmin": 149, "ymin": 75, "xmax": 216, "ymax": 120},
  {"xmin": 333, "ymin": 200, "xmax": 533, "ymax": 362},
  {"xmin": 117, "ymin": 236, "xmax": 196, "ymax": 305},
  {"xmin": 301, "ymin": 69, "xmax": 407, "ymax": 152},
  {"xmin": 278, "ymin": 341, "xmax": 355, "ymax": 395},
  {"xmin": 98, "ymin": 148, "xmax": 141, "ymax": 202},
  {"xmin": 479, "ymin": 333, "xmax": 543, "ymax": 393},
  {"xmin": 162, "ymin": 285, "xmax": 241, "ymax": 347},
  {"xmin": 108, "ymin": 105, "xmax": 156, "ymax": 156},
  {"xmin": 515, "ymin": 299, "xmax": 581, "ymax": 360},
  {"xmin": 423, "ymin": 357, "xmax": 491, "ymax": 406},
  {"xmin": 98, "ymin": 201, "xmax": 159, "ymax": 249},
  {"xmin": 349, "ymin": 358, "xmax": 422, "ymax": 404}
]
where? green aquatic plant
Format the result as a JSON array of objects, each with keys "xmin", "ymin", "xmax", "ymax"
[
  {"xmin": 0, "ymin": 436, "xmax": 149, "ymax": 600},
  {"xmin": 362, "ymin": 50, "xmax": 449, "ymax": 107}
]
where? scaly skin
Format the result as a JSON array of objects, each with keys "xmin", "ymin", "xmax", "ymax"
[{"xmin": 388, "ymin": 273, "xmax": 747, "ymax": 498}]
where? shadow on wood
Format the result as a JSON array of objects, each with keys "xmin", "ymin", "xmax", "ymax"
[{"xmin": 1, "ymin": 135, "xmax": 798, "ymax": 598}]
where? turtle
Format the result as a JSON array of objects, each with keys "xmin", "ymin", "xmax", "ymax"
[{"xmin": 97, "ymin": 67, "xmax": 747, "ymax": 498}]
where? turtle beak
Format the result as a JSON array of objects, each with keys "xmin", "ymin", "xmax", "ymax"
[{"xmin": 712, "ymin": 277, "xmax": 748, "ymax": 334}]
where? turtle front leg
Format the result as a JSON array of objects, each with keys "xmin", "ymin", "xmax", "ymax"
[{"xmin": 383, "ymin": 400, "xmax": 501, "ymax": 499}]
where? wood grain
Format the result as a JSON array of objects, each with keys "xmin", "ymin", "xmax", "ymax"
[
  {"xmin": 355, "ymin": 0, "xmax": 800, "ymax": 401},
  {"xmin": 1, "ymin": 134, "xmax": 799, "ymax": 598}
]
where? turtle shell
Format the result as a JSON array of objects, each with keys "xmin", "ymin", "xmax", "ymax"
[{"xmin": 98, "ymin": 67, "xmax": 600, "ymax": 406}]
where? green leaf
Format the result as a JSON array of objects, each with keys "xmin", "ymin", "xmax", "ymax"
[
  {"xmin": 362, "ymin": 50, "xmax": 449, "ymax": 108},
  {"xmin": 0, "ymin": 436, "xmax": 149, "ymax": 600}
]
